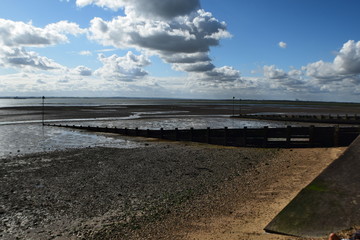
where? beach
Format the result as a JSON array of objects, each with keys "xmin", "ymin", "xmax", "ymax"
[
  {"xmin": 0, "ymin": 98, "xmax": 358, "ymax": 239},
  {"xmin": 0, "ymin": 137, "xmax": 345, "ymax": 240}
]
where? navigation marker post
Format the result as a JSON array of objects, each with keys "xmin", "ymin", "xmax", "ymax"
[
  {"xmin": 232, "ymin": 96, "xmax": 235, "ymax": 116},
  {"xmin": 42, "ymin": 96, "xmax": 45, "ymax": 126}
]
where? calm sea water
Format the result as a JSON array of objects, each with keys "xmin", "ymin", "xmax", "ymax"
[
  {"xmin": 0, "ymin": 98, "xmax": 306, "ymax": 158},
  {"xmin": 0, "ymin": 97, "xmax": 159, "ymax": 107},
  {"xmin": 0, "ymin": 97, "xmax": 234, "ymax": 107}
]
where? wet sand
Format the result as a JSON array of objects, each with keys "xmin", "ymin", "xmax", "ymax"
[
  {"xmin": 2, "ymin": 100, "xmax": 360, "ymax": 123},
  {"xmin": 0, "ymin": 137, "xmax": 345, "ymax": 240}
]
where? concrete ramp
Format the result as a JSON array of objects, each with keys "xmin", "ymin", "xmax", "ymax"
[{"xmin": 264, "ymin": 135, "xmax": 360, "ymax": 238}]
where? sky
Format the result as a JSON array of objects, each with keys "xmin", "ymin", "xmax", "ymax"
[{"xmin": 0, "ymin": 0, "xmax": 360, "ymax": 102}]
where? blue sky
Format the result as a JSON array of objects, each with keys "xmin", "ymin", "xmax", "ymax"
[{"xmin": 0, "ymin": 0, "xmax": 360, "ymax": 101}]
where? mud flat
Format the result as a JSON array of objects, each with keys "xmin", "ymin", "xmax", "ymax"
[
  {"xmin": 2, "ymin": 100, "xmax": 360, "ymax": 123},
  {"xmin": 0, "ymin": 137, "xmax": 345, "ymax": 240}
]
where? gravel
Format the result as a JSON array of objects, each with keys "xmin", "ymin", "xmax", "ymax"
[{"xmin": 0, "ymin": 141, "xmax": 276, "ymax": 240}]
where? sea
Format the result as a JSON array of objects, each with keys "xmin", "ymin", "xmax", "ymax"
[{"xmin": 0, "ymin": 97, "xmax": 306, "ymax": 158}]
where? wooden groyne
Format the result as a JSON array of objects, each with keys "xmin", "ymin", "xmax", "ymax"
[
  {"xmin": 233, "ymin": 114, "xmax": 360, "ymax": 124},
  {"xmin": 47, "ymin": 124, "xmax": 360, "ymax": 148}
]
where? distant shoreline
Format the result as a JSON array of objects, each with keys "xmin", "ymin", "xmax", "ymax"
[{"xmin": 1, "ymin": 96, "xmax": 360, "ymax": 105}]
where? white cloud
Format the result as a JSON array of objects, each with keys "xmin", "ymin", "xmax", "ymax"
[
  {"xmin": 96, "ymin": 48, "xmax": 117, "ymax": 53},
  {"xmin": 161, "ymin": 52, "xmax": 211, "ymax": 64},
  {"xmin": 304, "ymin": 40, "xmax": 360, "ymax": 82},
  {"xmin": 279, "ymin": 41, "xmax": 287, "ymax": 49},
  {"xmin": 333, "ymin": 40, "xmax": 360, "ymax": 75},
  {"xmin": 73, "ymin": 66, "xmax": 92, "ymax": 76},
  {"xmin": 262, "ymin": 40, "xmax": 360, "ymax": 96},
  {"xmin": 178, "ymin": 65, "xmax": 242, "ymax": 88},
  {"xmin": 0, "ymin": 19, "xmax": 63, "ymax": 47},
  {"xmin": 87, "ymin": 6, "xmax": 233, "ymax": 81},
  {"xmin": 0, "ymin": 18, "xmax": 84, "ymax": 47},
  {"xmin": 264, "ymin": 65, "xmax": 288, "ymax": 79},
  {"xmin": 0, "ymin": 46, "xmax": 66, "ymax": 71},
  {"xmin": 76, "ymin": 0, "xmax": 124, "ymax": 11},
  {"xmin": 0, "ymin": 71, "xmax": 177, "ymax": 98},
  {"xmin": 305, "ymin": 60, "xmax": 339, "ymax": 81},
  {"xmin": 94, "ymin": 51, "xmax": 151, "ymax": 81},
  {"xmin": 79, "ymin": 50, "xmax": 92, "ymax": 56},
  {"xmin": 88, "ymin": 9, "xmax": 230, "ymax": 54},
  {"xmin": 204, "ymin": 66, "xmax": 241, "ymax": 82},
  {"xmin": 263, "ymin": 65, "xmax": 307, "ymax": 91},
  {"xmin": 0, "ymin": 18, "xmax": 86, "ymax": 73},
  {"xmin": 45, "ymin": 20, "xmax": 86, "ymax": 36}
]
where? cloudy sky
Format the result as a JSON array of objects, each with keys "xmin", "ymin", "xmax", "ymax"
[{"xmin": 0, "ymin": 0, "xmax": 360, "ymax": 102}]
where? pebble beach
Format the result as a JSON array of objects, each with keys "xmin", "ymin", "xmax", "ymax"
[{"xmin": 1, "ymin": 139, "xmax": 345, "ymax": 240}]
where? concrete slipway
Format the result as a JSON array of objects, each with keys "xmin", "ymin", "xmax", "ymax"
[{"xmin": 265, "ymin": 135, "xmax": 360, "ymax": 238}]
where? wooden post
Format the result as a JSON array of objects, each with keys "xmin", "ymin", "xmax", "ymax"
[
  {"xmin": 41, "ymin": 96, "xmax": 45, "ymax": 126},
  {"xmin": 224, "ymin": 127, "xmax": 228, "ymax": 146},
  {"xmin": 333, "ymin": 125, "xmax": 340, "ymax": 147},
  {"xmin": 175, "ymin": 128, "xmax": 179, "ymax": 141},
  {"xmin": 309, "ymin": 125, "xmax": 315, "ymax": 147},
  {"xmin": 238, "ymin": 99, "xmax": 242, "ymax": 116},
  {"xmin": 207, "ymin": 127, "xmax": 211, "ymax": 144},
  {"xmin": 286, "ymin": 126, "xmax": 291, "ymax": 147},
  {"xmin": 232, "ymin": 97, "xmax": 235, "ymax": 116},
  {"xmin": 243, "ymin": 127, "xmax": 247, "ymax": 146},
  {"xmin": 263, "ymin": 126, "xmax": 269, "ymax": 147}
]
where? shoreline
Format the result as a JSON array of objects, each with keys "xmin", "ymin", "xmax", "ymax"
[
  {"xmin": 0, "ymin": 137, "xmax": 345, "ymax": 240},
  {"xmin": 2, "ymin": 102, "xmax": 360, "ymax": 123}
]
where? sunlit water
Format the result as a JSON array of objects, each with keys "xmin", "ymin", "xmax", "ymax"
[
  {"xmin": 69, "ymin": 115, "xmax": 298, "ymax": 130},
  {"xmin": 0, "ymin": 124, "xmax": 140, "ymax": 158}
]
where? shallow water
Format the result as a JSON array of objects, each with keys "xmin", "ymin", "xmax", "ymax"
[
  {"xmin": 0, "ymin": 115, "xmax": 310, "ymax": 158},
  {"xmin": 68, "ymin": 115, "xmax": 302, "ymax": 130},
  {"xmin": 0, "ymin": 123, "xmax": 140, "ymax": 158}
]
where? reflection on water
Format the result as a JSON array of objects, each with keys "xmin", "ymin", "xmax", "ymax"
[
  {"xmin": 70, "ymin": 115, "xmax": 305, "ymax": 130},
  {"xmin": 0, "ymin": 124, "xmax": 140, "ymax": 158}
]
